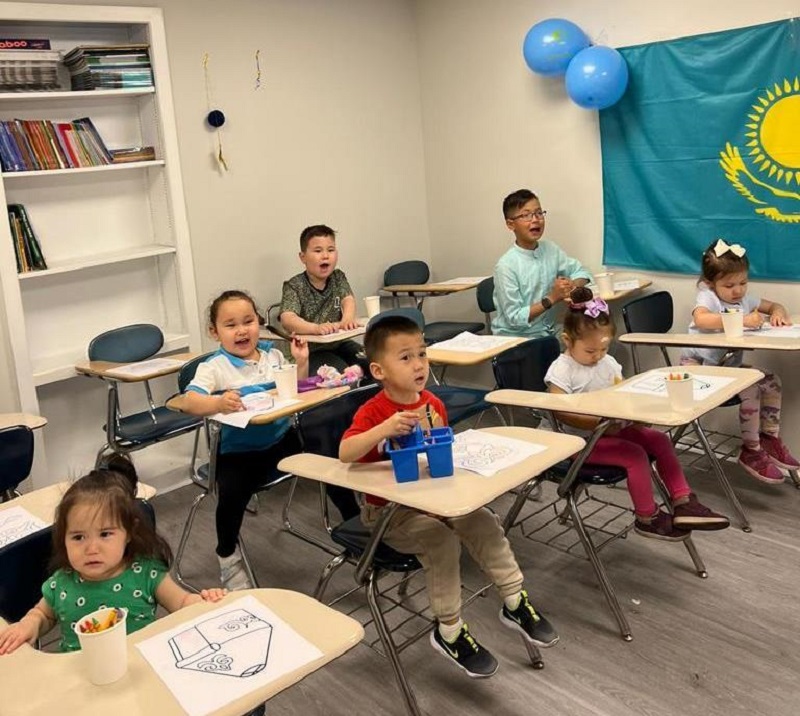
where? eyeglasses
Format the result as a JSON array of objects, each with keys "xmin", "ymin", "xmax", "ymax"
[{"xmin": 510, "ymin": 210, "xmax": 547, "ymax": 222}]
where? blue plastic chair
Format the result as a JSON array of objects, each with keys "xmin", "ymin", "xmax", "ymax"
[{"xmin": 85, "ymin": 324, "xmax": 203, "ymax": 468}]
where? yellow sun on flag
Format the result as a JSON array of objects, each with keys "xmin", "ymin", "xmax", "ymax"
[{"xmin": 745, "ymin": 76, "xmax": 800, "ymax": 184}]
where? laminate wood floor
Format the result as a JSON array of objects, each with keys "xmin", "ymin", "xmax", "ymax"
[{"xmin": 152, "ymin": 424, "xmax": 800, "ymax": 716}]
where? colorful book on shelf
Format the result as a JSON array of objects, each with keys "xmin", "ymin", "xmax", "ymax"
[
  {"xmin": 110, "ymin": 146, "xmax": 155, "ymax": 163},
  {"xmin": 0, "ymin": 122, "xmax": 23, "ymax": 171},
  {"xmin": 63, "ymin": 44, "xmax": 153, "ymax": 90},
  {"xmin": 7, "ymin": 204, "xmax": 46, "ymax": 271}
]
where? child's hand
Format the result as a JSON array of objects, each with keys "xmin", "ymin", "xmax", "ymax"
[
  {"xmin": 382, "ymin": 411, "xmax": 419, "ymax": 439},
  {"xmin": 770, "ymin": 309, "xmax": 791, "ymax": 326},
  {"xmin": 218, "ymin": 390, "xmax": 243, "ymax": 413},
  {"xmin": 743, "ymin": 310, "xmax": 764, "ymax": 329},
  {"xmin": 0, "ymin": 620, "xmax": 37, "ymax": 655},
  {"xmin": 551, "ymin": 276, "xmax": 572, "ymax": 302},
  {"xmin": 317, "ymin": 322, "xmax": 339, "ymax": 335},
  {"xmin": 200, "ymin": 588, "xmax": 228, "ymax": 603},
  {"xmin": 290, "ymin": 335, "xmax": 309, "ymax": 363}
]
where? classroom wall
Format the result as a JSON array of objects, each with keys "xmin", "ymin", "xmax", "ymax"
[
  {"xmin": 0, "ymin": 0, "xmax": 430, "ymax": 489},
  {"xmin": 414, "ymin": 0, "xmax": 800, "ymax": 445}
]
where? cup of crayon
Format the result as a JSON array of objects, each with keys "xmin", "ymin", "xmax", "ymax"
[
  {"xmin": 74, "ymin": 607, "xmax": 128, "ymax": 685},
  {"xmin": 665, "ymin": 372, "xmax": 694, "ymax": 411},
  {"xmin": 721, "ymin": 307, "xmax": 744, "ymax": 339}
]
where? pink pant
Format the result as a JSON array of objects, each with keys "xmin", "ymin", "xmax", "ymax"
[{"xmin": 585, "ymin": 425, "xmax": 691, "ymax": 518}]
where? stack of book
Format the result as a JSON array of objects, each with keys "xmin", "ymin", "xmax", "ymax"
[
  {"xmin": 7, "ymin": 204, "xmax": 47, "ymax": 273},
  {"xmin": 0, "ymin": 117, "xmax": 113, "ymax": 171},
  {"xmin": 62, "ymin": 44, "xmax": 153, "ymax": 90},
  {"xmin": 110, "ymin": 146, "xmax": 155, "ymax": 163},
  {"xmin": 0, "ymin": 38, "xmax": 60, "ymax": 91}
]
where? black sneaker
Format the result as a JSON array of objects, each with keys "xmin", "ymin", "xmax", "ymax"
[
  {"xmin": 634, "ymin": 509, "xmax": 690, "ymax": 541},
  {"xmin": 429, "ymin": 623, "xmax": 498, "ymax": 678},
  {"xmin": 499, "ymin": 590, "xmax": 559, "ymax": 647}
]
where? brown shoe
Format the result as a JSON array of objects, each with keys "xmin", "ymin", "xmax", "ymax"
[
  {"xmin": 672, "ymin": 494, "xmax": 730, "ymax": 531},
  {"xmin": 634, "ymin": 509, "xmax": 690, "ymax": 542}
]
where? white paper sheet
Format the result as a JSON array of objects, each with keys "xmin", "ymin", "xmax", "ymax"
[
  {"xmin": 615, "ymin": 371, "xmax": 735, "ymax": 400},
  {"xmin": 613, "ymin": 279, "xmax": 641, "ymax": 291},
  {"xmin": 428, "ymin": 332, "xmax": 518, "ymax": 353},
  {"xmin": 104, "ymin": 357, "xmax": 186, "ymax": 378},
  {"xmin": 752, "ymin": 324, "xmax": 800, "ymax": 339},
  {"xmin": 433, "ymin": 276, "xmax": 489, "ymax": 286},
  {"xmin": 136, "ymin": 595, "xmax": 323, "ymax": 716},
  {"xmin": 452, "ymin": 429, "xmax": 546, "ymax": 477},
  {"xmin": 211, "ymin": 396, "xmax": 301, "ymax": 429},
  {"xmin": 0, "ymin": 505, "xmax": 48, "ymax": 548}
]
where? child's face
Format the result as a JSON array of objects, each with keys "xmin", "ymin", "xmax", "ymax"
[
  {"xmin": 210, "ymin": 298, "xmax": 261, "ymax": 361},
  {"xmin": 506, "ymin": 198, "xmax": 546, "ymax": 248},
  {"xmin": 709, "ymin": 271, "xmax": 748, "ymax": 304},
  {"xmin": 564, "ymin": 326, "xmax": 613, "ymax": 367},
  {"xmin": 300, "ymin": 235, "xmax": 338, "ymax": 283},
  {"xmin": 371, "ymin": 332, "xmax": 429, "ymax": 401},
  {"xmin": 66, "ymin": 502, "xmax": 129, "ymax": 582}
]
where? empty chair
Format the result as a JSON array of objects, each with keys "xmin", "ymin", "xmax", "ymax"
[
  {"xmin": 621, "ymin": 291, "xmax": 674, "ymax": 373},
  {"xmin": 0, "ymin": 425, "xmax": 34, "ymax": 501},
  {"xmin": 383, "ymin": 260, "xmax": 484, "ymax": 344},
  {"xmin": 85, "ymin": 324, "xmax": 203, "ymax": 468},
  {"xmin": 476, "ymin": 276, "xmax": 495, "ymax": 333}
]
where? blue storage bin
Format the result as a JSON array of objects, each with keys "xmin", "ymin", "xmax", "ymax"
[
  {"xmin": 386, "ymin": 426, "xmax": 454, "ymax": 482},
  {"xmin": 426, "ymin": 427, "xmax": 454, "ymax": 478}
]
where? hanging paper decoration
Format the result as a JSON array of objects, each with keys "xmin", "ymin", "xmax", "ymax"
[
  {"xmin": 254, "ymin": 49, "xmax": 262, "ymax": 90},
  {"xmin": 202, "ymin": 52, "xmax": 228, "ymax": 171}
]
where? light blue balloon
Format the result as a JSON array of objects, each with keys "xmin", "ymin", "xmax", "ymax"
[
  {"xmin": 565, "ymin": 46, "xmax": 629, "ymax": 110},
  {"xmin": 522, "ymin": 18, "xmax": 590, "ymax": 77}
]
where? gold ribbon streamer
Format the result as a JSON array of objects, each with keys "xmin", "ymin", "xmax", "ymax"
[
  {"xmin": 202, "ymin": 52, "xmax": 228, "ymax": 171},
  {"xmin": 255, "ymin": 49, "xmax": 262, "ymax": 90}
]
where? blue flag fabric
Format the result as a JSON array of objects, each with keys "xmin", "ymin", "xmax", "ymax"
[{"xmin": 600, "ymin": 20, "xmax": 800, "ymax": 280}]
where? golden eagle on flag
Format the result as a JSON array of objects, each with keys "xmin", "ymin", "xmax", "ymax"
[{"xmin": 600, "ymin": 20, "xmax": 800, "ymax": 279}]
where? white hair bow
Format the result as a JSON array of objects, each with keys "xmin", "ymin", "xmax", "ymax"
[{"xmin": 713, "ymin": 238, "xmax": 746, "ymax": 258}]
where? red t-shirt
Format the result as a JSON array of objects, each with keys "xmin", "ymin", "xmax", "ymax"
[{"xmin": 342, "ymin": 389, "xmax": 448, "ymax": 505}]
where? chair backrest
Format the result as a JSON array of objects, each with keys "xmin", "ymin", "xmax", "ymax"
[
  {"xmin": 0, "ymin": 526, "xmax": 52, "ymax": 622},
  {"xmin": 383, "ymin": 260, "xmax": 429, "ymax": 287},
  {"xmin": 296, "ymin": 383, "xmax": 381, "ymax": 457},
  {"xmin": 0, "ymin": 425, "xmax": 34, "ymax": 493},
  {"xmin": 492, "ymin": 337, "xmax": 561, "ymax": 393},
  {"xmin": 88, "ymin": 324, "xmax": 164, "ymax": 363},
  {"xmin": 178, "ymin": 351, "xmax": 216, "ymax": 393},
  {"xmin": 622, "ymin": 291, "xmax": 674, "ymax": 334},
  {"xmin": 476, "ymin": 277, "xmax": 495, "ymax": 330}
]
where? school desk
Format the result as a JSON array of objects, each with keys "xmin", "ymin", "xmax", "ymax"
[
  {"xmin": 0, "ymin": 479, "xmax": 157, "ymax": 525},
  {"xmin": 426, "ymin": 335, "xmax": 526, "ymax": 384},
  {"xmin": 0, "ymin": 588, "xmax": 364, "ymax": 716},
  {"xmin": 381, "ymin": 277, "xmax": 486, "ymax": 309},
  {"xmin": 619, "ymin": 323, "xmax": 800, "ymax": 489},
  {"xmin": 588, "ymin": 276, "xmax": 652, "ymax": 302},
  {"xmin": 260, "ymin": 319, "xmax": 368, "ymax": 345},
  {"xmin": 278, "ymin": 426, "xmax": 584, "ymax": 715},
  {"xmin": 75, "ymin": 352, "xmax": 197, "ymax": 382},
  {"xmin": 486, "ymin": 365, "xmax": 764, "ymax": 531},
  {"xmin": 0, "ymin": 413, "xmax": 47, "ymax": 431}
]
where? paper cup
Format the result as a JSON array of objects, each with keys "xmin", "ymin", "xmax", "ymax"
[
  {"xmin": 364, "ymin": 295, "xmax": 381, "ymax": 319},
  {"xmin": 665, "ymin": 375, "xmax": 694, "ymax": 411},
  {"xmin": 74, "ymin": 607, "xmax": 128, "ymax": 685},
  {"xmin": 594, "ymin": 272, "xmax": 615, "ymax": 299},
  {"xmin": 721, "ymin": 309, "xmax": 743, "ymax": 338},
  {"xmin": 273, "ymin": 364, "xmax": 298, "ymax": 399}
]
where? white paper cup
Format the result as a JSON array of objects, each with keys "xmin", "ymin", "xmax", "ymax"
[
  {"xmin": 665, "ymin": 375, "xmax": 694, "ymax": 411},
  {"xmin": 273, "ymin": 364, "xmax": 298, "ymax": 399},
  {"xmin": 594, "ymin": 272, "xmax": 615, "ymax": 299},
  {"xmin": 364, "ymin": 295, "xmax": 381, "ymax": 319},
  {"xmin": 721, "ymin": 310, "xmax": 744, "ymax": 338},
  {"xmin": 73, "ymin": 607, "xmax": 128, "ymax": 685}
]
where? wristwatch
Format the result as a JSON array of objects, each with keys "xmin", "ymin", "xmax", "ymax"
[{"xmin": 541, "ymin": 296, "xmax": 553, "ymax": 310}]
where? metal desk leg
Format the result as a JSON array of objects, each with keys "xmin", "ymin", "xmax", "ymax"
[{"xmin": 691, "ymin": 419, "xmax": 751, "ymax": 532}]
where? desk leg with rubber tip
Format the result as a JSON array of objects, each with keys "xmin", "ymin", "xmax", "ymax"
[{"xmin": 520, "ymin": 639, "xmax": 544, "ymax": 669}]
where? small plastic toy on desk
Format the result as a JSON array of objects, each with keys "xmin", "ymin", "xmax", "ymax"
[
  {"xmin": 297, "ymin": 364, "xmax": 364, "ymax": 392},
  {"xmin": 386, "ymin": 424, "xmax": 455, "ymax": 482}
]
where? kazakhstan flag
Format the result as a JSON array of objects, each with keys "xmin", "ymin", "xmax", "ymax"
[{"xmin": 600, "ymin": 20, "xmax": 800, "ymax": 280}]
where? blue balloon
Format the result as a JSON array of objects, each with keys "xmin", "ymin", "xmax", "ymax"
[
  {"xmin": 565, "ymin": 46, "xmax": 629, "ymax": 110},
  {"xmin": 522, "ymin": 18, "xmax": 590, "ymax": 77}
]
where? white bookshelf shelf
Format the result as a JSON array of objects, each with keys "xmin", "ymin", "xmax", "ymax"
[
  {"xmin": 33, "ymin": 332, "xmax": 191, "ymax": 386},
  {"xmin": 0, "ymin": 87, "xmax": 156, "ymax": 101},
  {"xmin": 18, "ymin": 244, "xmax": 176, "ymax": 280},
  {"xmin": 3, "ymin": 160, "xmax": 164, "ymax": 179}
]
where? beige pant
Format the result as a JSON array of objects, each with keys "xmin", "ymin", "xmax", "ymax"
[{"xmin": 361, "ymin": 503, "xmax": 524, "ymax": 623}]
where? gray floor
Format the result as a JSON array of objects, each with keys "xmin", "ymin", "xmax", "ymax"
[{"xmin": 152, "ymin": 415, "xmax": 800, "ymax": 716}]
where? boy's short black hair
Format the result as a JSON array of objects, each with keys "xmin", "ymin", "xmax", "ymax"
[
  {"xmin": 502, "ymin": 189, "xmax": 538, "ymax": 219},
  {"xmin": 299, "ymin": 224, "xmax": 336, "ymax": 252},
  {"xmin": 364, "ymin": 315, "xmax": 423, "ymax": 363}
]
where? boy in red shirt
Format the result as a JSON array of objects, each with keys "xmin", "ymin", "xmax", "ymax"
[{"xmin": 340, "ymin": 313, "xmax": 558, "ymax": 678}]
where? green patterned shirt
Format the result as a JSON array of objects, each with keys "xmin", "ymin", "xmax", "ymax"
[{"xmin": 42, "ymin": 557, "xmax": 168, "ymax": 652}]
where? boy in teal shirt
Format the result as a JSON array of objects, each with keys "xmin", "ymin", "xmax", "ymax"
[{"xmin": 492, "ymin": 189, "xmax": 592, "ymax": 337}]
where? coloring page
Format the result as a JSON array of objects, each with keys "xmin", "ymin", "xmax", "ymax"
[
  {"xmin": 0, "ymin": 506, "xmax": 47, "ymax": 548},
  {"xmin": 616, "ymin": 371, "xmax": 735, "ymax": 400},
  {"xmin": 452, "ymin": 429, "xmax": 546, "ymax": 477},
  {"xmin": 429, "ymin": 332, "xmax": 519, "ymax": 353}
]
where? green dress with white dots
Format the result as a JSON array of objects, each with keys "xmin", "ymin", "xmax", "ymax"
[{"xmin": 41, "ymin": 558, "xmax": 168, "ymax": 652}]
